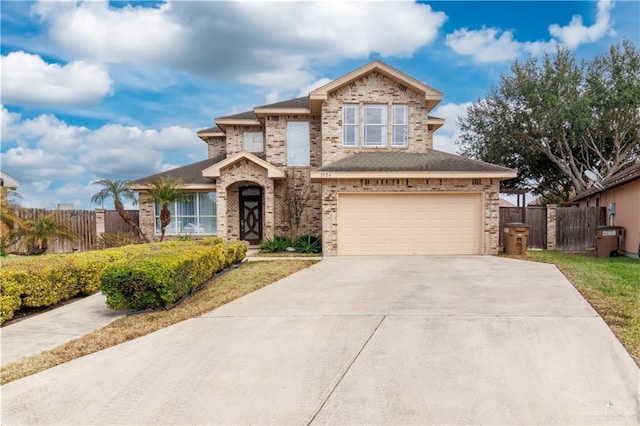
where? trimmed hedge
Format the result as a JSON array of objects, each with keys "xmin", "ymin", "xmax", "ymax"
[
  {"xmin": 100, "ymin": 240, "xmax": 247, "ymax": 311},
  {"xmin": 0, "ymin": 239, "xmax": 248, "ymax": 323}
]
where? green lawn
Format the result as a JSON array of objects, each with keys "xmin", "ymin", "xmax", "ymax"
[{"xmin": 518, "ymin": 250, "xmax": 639, "ymax": 365}]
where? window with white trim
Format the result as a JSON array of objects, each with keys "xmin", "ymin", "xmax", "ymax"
[
  {"xmin": 155, "ymin": 192, "xmax": 217, "ymax": 236},
  {"xmin": 392, "ymin": 105, "xmax": 408, "ymax": 146},
  {"xmin": 343, "ymin": 104, "xmax": 358, "ymax": 146},
  {"xmin": 364, "ymin": 104, "xmax": 387, "ymax": 146},
  {"xmin": 243, "ymin": 132, "xmax": 263, "ymax": 153},
  {"xmin": 287, "ymin": 121, "xmax": 310, "ymax": 166}
]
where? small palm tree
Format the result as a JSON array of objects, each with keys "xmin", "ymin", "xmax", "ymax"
[
  {"xmin": 148, "ymin": 176, "xmax": 187, "ymax": 241},
  {"xmin": 0, "ymin": 187, "xmax": 24, "ymax": 256},
  {"xmin": 15, "ymin": 213, "xmax": 75, "ymax": 255},
  {"xmin": 91, "ymin": 179, "xmax": 148, "ymax": 243}
]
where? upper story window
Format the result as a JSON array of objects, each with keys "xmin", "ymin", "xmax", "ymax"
[
  {"xmin": 343, "ymin": 104, "xmax": 359, "ymax": 146},
  {"xmin": 364, "ymin": 105, "xmax": 387, "ymax": 146},
  {"xmin": 287, "ymin": 121, "xmax": 310, "ymax": 166},
  {"xmin": 392, "ymin": 105, "xmax": 408, "ymax": 146},
  {"xmin": 243, "ymin": 132, "xmax": 264, "ymax": 153},
  {"xmin": 342, "ymin": 103, "xmax": 409, "ymax": 147}
]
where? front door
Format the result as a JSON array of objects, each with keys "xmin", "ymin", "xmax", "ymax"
[{"xmin": 239, "ymin": 186, "xmax": 263, "ymax": 245}]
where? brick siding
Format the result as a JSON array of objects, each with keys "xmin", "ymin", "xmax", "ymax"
[{"xmin": 320, "ymin": 178, "xmax": 501, "ymax": 255}]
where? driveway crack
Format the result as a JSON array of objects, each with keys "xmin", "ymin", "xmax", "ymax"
[{"xmin": 306, "ymin": 315, "xmax": 386, "ymax": 426}]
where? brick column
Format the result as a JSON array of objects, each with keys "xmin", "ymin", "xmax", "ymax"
[
  {"xmin": 95, "ymin": 208, "xmax": 106, "ymax": 236},
  {"xmin": 546, "ymin": 204, "xmax": 557, "ymax": 250}
]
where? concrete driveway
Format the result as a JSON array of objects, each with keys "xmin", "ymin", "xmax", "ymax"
[{"xmin": 2, "ymin": 256, "xmax": 639, "ymax": 425}]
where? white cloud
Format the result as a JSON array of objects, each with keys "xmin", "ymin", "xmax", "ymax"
[
  {"xmin": 2, "ymin": 146, "xmax": 86, "ymax": 179},
  {"xmin": 549, "ymin": 0, "xmax": 614, "ymax": 49},
  {"xmin": 1, "ymin": 106, "xmax": 204, "ymax": 208},
  {"xmin": 431, "ymin": 102, "xmax": 473, "ymax": 154},
  {"xmin": 0, "ymin": 51, "xmax": 112, "ymax": 104},
  {"xmin": 31, "ymin": 1, "xmax": 185, "ymax": 65},
  {"xmin": 445, "ymin": 27, "xmax": 556, "ymax": 64},
  {"xmin": 32, "ymin": 0, "xmax": 447, "ymax": 94},
  {"xmin": 446, "ymin": 0, "xmax": 614, "ymax": 63}
]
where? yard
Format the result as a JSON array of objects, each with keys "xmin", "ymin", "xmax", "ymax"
[{"xmin": 517, "ymin": 250, "xmax": 640, "ymax": 365}]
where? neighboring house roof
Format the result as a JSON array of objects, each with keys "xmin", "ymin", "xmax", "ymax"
[
  {"xmin": 127, "ymin": 154, "xmax": 225, "ymax": 189},
  {"xmin": 0, "ymin": 170, "xmax": 20, "ymax": 189},
  {"xmin": 499, "ymin": 198, "xmax": 516, "ymax": 207},
  {"xmin": 315, "ymin": 151, "xmax": 515, "ymax": 174},
  {"xmin": 573, "ymin": 163, "xmax": 640, "ymax": 201}
]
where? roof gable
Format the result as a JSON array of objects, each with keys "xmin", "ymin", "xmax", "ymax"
[
  {"xmin": 201, "ymin": 151, "xmax": 285, "ymax": 179},
  {"xmin": 309, "ymin": 60, "xmax": 442, "ymax": 110}
]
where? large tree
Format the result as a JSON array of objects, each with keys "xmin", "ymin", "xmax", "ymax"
[
  {"xmin": 457, "ymin": 40, "xmax": 640, "ymax": 201},
  {"xmin": 91, "ymin": 179, "xmax": 149, "ymax": 243}
]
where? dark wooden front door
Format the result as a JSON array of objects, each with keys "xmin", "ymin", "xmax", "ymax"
[{"xmin": 239, "ymin": 186, "xmax": 262, "ymax": 245}]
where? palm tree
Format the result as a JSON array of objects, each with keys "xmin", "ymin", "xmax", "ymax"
[
  {"xmin": 15, "ymin": 213, "xmax": 75, "ymax": 255},
  {"xmin": 91, "ymin": 179, "xmax": 148, "ymax": 243},
  {"xmin": 0, "ymin": 187, "xmax": 24, "ymax": 256},
  {"xmin": 148, "ymin": 176, "xmax": 187, "ymax": 241}
]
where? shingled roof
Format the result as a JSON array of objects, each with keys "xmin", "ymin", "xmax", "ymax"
[
  {"xmin": 128, "ymin": 154, "xmax": 225, "ymax": 187},
  {"xmin": 316, "ymin": 151, "xmax": 515, "ymax": 173},
  {"xmin": 256, "ymin": 96, "xmax": 309, "ymax": 109},
  {"xmin": 216, "ymin": 110, "xmax": 258, "ymax": 120},
  {"xmin": 573, "ymin": 162, "xmax": 640, "ymax": 201}
]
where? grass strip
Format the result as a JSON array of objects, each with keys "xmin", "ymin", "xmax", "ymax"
[
  {"xmin": 1, "ymin": 260, "xmax": 317, "ymax": 385},
  {"xmin": 517, "ymin": 251, "xmax": 639, "ymax": 366}
]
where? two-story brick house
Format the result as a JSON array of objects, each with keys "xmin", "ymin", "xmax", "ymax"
[{"xmin": 130, "ymin": 60, "xmax": 516, "ymax": 255}]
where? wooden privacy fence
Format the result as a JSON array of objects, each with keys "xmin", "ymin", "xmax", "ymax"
[
  {"xmin": 10, "ymin": 208, "xmax": 140, "ymax": 254},
  {"xmin": 14, "ymin": 208, "xmax": 96, "ymax": 253},
  {"xmin": 556, "ymin": 206, "xmax": 606, "ymax": 251},
  {"xmin": 499, "ymin": 207, "xmax": 547, "ymax": 248},
  {"xmin": 105, "ymin": 210, "xmax": 139, "ymax": 233}
]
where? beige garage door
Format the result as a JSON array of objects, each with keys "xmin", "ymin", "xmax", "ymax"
[{"xmin": 337, "ymin": 193, "xmax": 483, "ymax": 255}]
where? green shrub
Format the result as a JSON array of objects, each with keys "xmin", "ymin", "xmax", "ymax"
[
  {"xmin": 295, "ymin": 235, "xmax": 322, "ymax": 253},
  {"xmin": 72, "ymin": 250, "xmax": 125, "ymax": 294},
  {"xmin": 259, "ymin": 236, "xmax": 293, "ymax": 253},
  {"xmin": 101, "ymin": 246, "xmax": 218, "ymax": 310},
  {"xmin": 0, "ymin": 268, "xmax": 26, "ymax": 323},
  {"xmin": 0, "ymin": 238, "xmax": 247, "ymax": 321}
]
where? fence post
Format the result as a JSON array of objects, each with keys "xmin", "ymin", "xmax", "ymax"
[
  {"xmin": 95, "ymin": 208, "xmax": 106, "ymax": 237},
  {"xmin": 546, "ymin": 204, "xmax": 557, "ymax": 250}
]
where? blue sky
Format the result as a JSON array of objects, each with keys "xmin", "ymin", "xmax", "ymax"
[{"xmin": 1, "ymin": 0, "xmax": 638, "ymax": 208}]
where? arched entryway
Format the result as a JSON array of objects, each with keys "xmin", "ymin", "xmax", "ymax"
[{"xmin": 239, "ymin": 186, "xmax": 262, "ymax": 245}]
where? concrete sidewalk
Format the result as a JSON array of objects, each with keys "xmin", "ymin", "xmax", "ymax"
[{"xmin": 0, "ymin": 292, "xmax": 130, "ymax": 366}]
